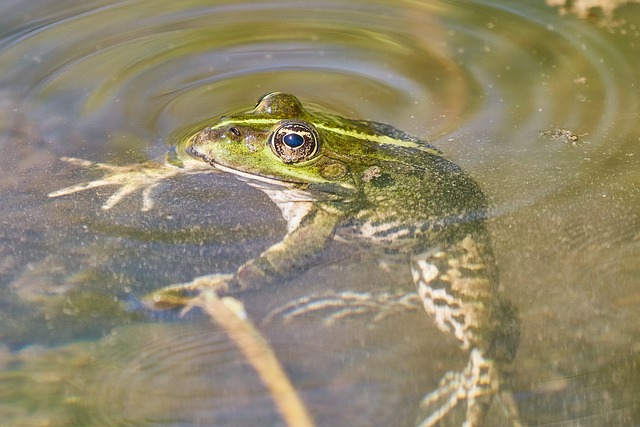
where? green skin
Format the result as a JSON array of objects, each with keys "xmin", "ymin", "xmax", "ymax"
[
  {"xmin": 50, "ymin": 92, "xmax": 520, "ymax": 427},
  {"xmin": 186, "ymin": 94, "xmax": 488, "ymax": 292},
  {"xmin": 185, "ymin": 93, "xmax": 520, "ymax": 426}
]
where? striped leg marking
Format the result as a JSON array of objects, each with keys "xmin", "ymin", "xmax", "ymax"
[
  {"xmin": 410, "ymin": 236, "xmax": 521, "ymax": 427},
  {"xmin": 412, "ymin": 257, "xmax": 474, "ymax": 350}
]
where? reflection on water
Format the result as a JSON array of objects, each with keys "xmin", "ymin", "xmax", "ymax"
[
  {"xmin": 547, "ymin": 0, "xmax": 640, "ymax": 20},
  {"xmin": 1, "ymin": 0, "xmax": 639, "ymax": 425}
]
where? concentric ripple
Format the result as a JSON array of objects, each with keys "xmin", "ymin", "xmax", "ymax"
[
  {"xmin": 1, "ymin": 1, "xmax": 640, "ymax": 426},
  {"xmin": 3, "ymin": 0, "xmax": 638, "ymax": 211}
]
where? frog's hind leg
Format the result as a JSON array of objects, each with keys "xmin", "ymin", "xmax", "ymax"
[{"xmin": 410, "ymin": 235, "xmax": 521, "ymax": 427}]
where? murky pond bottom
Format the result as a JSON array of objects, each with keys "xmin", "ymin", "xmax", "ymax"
[{"xmin": 1, "ymin": 0, "xmax": 639, "ymax": 426}]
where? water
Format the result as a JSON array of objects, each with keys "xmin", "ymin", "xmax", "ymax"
[{"xmin": 1, "ymin": 0, "xmax": 639, "ymax": 425}]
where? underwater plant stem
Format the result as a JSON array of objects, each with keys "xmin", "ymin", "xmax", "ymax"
[{"xmin": 196, "ymin": 290, "xmax": 315, "ymax": 427}]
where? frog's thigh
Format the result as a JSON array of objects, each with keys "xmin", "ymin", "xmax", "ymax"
[
  {"xmin": 410, "ymin": 235, "xmax": 495, "ymax": 351},
  {"xmin": 411, "ymin": 253, "xmax": 474, "ymax": 350}
]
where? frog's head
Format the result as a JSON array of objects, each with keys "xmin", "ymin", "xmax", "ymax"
[{"xmin": 187, "ymin": 92, "xmax": 356, "ymax": 196}]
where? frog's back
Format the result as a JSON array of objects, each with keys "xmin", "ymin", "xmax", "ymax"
[{"xmin": 331, "ymin": 129, "xmax": 490, "ymax": 253}]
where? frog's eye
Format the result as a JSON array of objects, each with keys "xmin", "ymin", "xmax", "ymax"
[{"xmin": 270, "ymin": 121, "xmax": 319, "ymax": 164}]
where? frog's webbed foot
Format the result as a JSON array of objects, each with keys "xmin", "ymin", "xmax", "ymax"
[
  {"xmin": 141, "ymin": 273, "xmax": 236, "ymax": 312},
  {"xmin": 48, "ymin": 156, "xmax": 209, "ymax": 211},
  {"xmin": 417, "ymin": 348, "xmax": 521, "ymax": 427},
  {"xmin": 263, "ymin": 290, "xmax": 421, "ymax": 325}
]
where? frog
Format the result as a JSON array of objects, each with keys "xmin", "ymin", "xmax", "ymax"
[{"xmin": 49, "ymin": 92, "xmax": 521, "ymax": 427}]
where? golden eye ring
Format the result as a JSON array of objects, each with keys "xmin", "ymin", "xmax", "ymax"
[{"xmin": 269, "ymin": 121, "xmax": 319, "ymax": 164}]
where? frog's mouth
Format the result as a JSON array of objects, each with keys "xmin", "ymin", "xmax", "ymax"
[
  {"xmin": 184, "ymin": 142, "xmax": 286, "ymax": 183},
  {"xmin": 187, "ymin": 145, "xmax": 356, "ymax": 200},
  {"xmin": 211, "ymin": 161, "xmax": 302, "ymax": 188},
  {"xmin": 212, "ymin": 161, "xmax": 355, "ymax": 200}
]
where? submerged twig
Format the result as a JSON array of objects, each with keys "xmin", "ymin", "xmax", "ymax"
[{"xmin": 187, "ymin": 290, "xmax": 315, "ymax": 427}]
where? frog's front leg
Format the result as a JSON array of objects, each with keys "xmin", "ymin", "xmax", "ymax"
[
  {"xmin": 144, "ymin": 203, "xmax": 342, "ymax": 310},
  {"xmin": 411, "ymin": 232, "xmax": 521, "ymax": 427}
]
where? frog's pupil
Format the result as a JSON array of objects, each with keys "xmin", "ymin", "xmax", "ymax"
[{"xmin": 283, "ymin": 133, "xmax": 304, "ymax": 148}]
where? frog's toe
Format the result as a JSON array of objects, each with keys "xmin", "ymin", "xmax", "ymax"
[
  {"xmin": 416, "ymin": 371, "xmax": 466, "ymax": 427},
  {"xmin": 263, "ymin": 290, "xmax": 420, "ymax": 325},
  {"xmin": 59, "ymin": 156, "xmax": 95, "ymax": 167},
  {"xmin": 48, "ymin": 177, "xmax": 115, "ymax": 198},
  {"xmin": 416, "ymin": 349, "xmax": 500, "ymax": 427},
  {"xmin": 141, "ymin": 181, "xmax": 161, "ymax": 211},
  {"xmin": 101, "ymin": 183, "xmax": 145, "ymax": 210}
]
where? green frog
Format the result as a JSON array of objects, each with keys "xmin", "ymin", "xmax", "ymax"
[{"xmin": 49, "ymin": 92, "xmax": 521, "ymax": 427}]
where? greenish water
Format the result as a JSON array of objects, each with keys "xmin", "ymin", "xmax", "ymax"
[{"xmin": 1, "ymin": 0, "xmax": 639, "ymax": 426}]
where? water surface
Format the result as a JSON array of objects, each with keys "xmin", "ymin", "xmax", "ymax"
[{"xmin": 1, "ymin": 0, "xmax": 639, "ymax": 426}]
